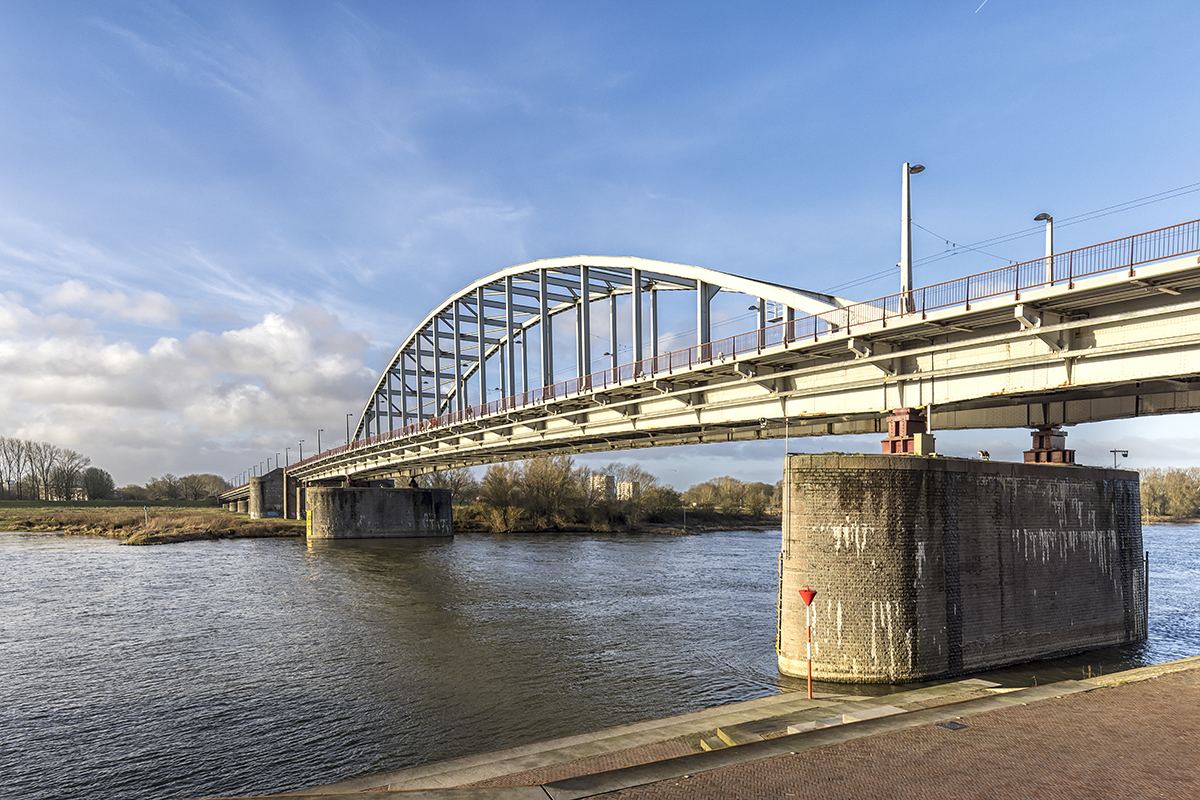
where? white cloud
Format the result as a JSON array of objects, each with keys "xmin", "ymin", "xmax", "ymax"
[
  {"xmin": 0, "ymin": 295, "xmax": 377, "ymax": 483},
  {"xmin": 42, "ymin": 280, "xmax": 180, "ymax": 325}
]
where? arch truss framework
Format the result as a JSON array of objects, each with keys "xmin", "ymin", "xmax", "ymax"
[{"xmin": 357, "ymin": 255, "xmax": 850, "ymax": 441}]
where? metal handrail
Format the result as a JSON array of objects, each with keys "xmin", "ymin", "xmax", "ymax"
[{"xmin": 286, "ymin": 217, "xmax": 1200, "ymax": 472}]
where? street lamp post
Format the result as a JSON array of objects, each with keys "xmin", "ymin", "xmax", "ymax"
[
  {"xmin": 317, "ymin": 429, "xmax": 323, "ymax": 453},
  {"xmin": 1111, "ymin": 449, "xmax": 1129, "ymax": 468},
  {"xmin": 285, "ymin": 447, "xmax": 290, "ymax": 468},
  {"xmin": 1035, "ymin": 213, "xmax": 1054, "ymax": 284},
  {"xmin": 901, "ymin": 162, "xmax": 925, "ymax": 312},
  {"xmin": 299, "ymin": 439, "xmax": 304, "ymax": 462},
  {"xmin": 346, "ymin": 414, "xmax": 352, "ymax": 446}
]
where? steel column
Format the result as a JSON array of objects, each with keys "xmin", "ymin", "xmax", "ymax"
[
  {"xmin": 651, "ymin": 286, "xmax": 659, "ymax": 359},
  {"xmin": 632, "ymin": 267, "xmax": 643, "ymax": 366},
  {"xmin": 540, "ymin": 269, "xmax": 553, "ymax": 388},
  {"xmin": 385, "ymin": 370, "xmax": 393, "ymax": 431},
  {"xmin": 432, "ymin": 315, "xmax": 443, "ymax": 417},
  {"xmin": 414, "ymin": 332, "xmax": 425, "ymax": 421},
  {"xmin": 505, "ymin": 277, "xmax": 515, "ymax": 398},
  {"xmin": 476, "ymin": 286, "xmax": 487, "ymax": 404},
  {"xmin": 609, "ymin": 292, "xmax": 618, "ymax": 370},
  {"xmin": 453, "ymin": 300, "xmax": 464, "ymax": 412},
  {"xmin": 580, "ymin": 265, "xmax": 592, "ymax": 378},
  {"xmin": 400, "ymin": 357, "xmax": 410, "ymax": 428}
]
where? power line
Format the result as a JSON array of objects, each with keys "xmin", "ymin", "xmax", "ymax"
[{"xmin": 825, "ymin": 180, "xmax": 1200, "ymax": 291}]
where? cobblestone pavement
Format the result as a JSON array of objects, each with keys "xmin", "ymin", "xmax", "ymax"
[{"xmin": 593, "ymin": 668, "xmax": 1200, "ymax": 800}]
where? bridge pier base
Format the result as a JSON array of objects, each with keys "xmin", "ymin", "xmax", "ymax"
[
  {"xmin": 306, "ymin": 487, "xmax": 452, "ymax": 539},
  {"xmin": 779, "ymin": 453, "xmax": 1146, "ymax": 683},
  {"xmin": 236, "ymin": 499, "xmax": 248, "ymax": 514}
]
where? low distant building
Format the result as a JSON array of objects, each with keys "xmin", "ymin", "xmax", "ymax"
[
  {"xmin": 591, "ymin": 474, "xmax": 615, "ymax": 499},
  {"xmin": 616, "ymin": 481, "xmax": 639, "ymax": 501}
]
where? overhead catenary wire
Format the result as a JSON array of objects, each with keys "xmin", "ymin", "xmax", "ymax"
[{"xmin": 824, "ymin": 180, "xmax": 1200, "ymax": 294}]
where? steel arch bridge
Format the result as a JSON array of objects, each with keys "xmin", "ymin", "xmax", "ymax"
[
  {"xmin": 283, "ymin": 218, "xmax": 1200, "ymax": 484},
  {"xmin": 356, "ymin": 255, "xmax": 852, "ymax": 441}
]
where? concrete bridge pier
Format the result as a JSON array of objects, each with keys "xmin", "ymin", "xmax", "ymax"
[
  {"xmin": 306, "ymin": 487, "xmax": 452, "ymax": 539},
  {"xmin": 294, "ymin": 483, "xmax": 307, "ymax": 521},
  {"xmin": 248, "ymin": 476, "xmax": 264, "ymax": 519},
  {"xmin": 236, "ymin": 499, "xmax": 248, "ymax": 514},
  {"xmin": 779, "ymin": 452, "xmax": 1146, "ymax": 684}
]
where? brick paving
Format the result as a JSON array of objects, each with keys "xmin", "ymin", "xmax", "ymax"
[{"xmin": 592, "ymin": 669, "xmax": 1200, "ymax": 800}]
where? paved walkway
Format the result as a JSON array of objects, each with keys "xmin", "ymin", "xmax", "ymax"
[
  {"xmin": 210, "ymin": 657, "xmax": 1200, "ymax": 800},
  {"xmin": 592, "ymin": 665, "xmax": 1200, "ymax": 800}
]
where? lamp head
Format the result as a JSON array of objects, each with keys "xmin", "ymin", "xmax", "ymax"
[
  {"xmin": 908, "ymin": 164, "xmax": 925, "ymax": 175},
  {"xmin": 1035, "ymin": 213, "xmax": 1053, "ymax": 222}
]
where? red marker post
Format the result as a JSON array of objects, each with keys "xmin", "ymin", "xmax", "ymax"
[{"xmin": 798, "ymin": 586, "xmax": 817, "ymax": 699}]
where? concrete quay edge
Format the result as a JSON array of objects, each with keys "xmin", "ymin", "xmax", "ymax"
[
  {"xmin": 280, "ymin": 678, "xmax": 998, "ymax": 796},
  {"xmin": 197, "ymin": 656, "xmax": 1199, "ymax": 800}
]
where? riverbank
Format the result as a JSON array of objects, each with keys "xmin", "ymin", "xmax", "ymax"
[
  {"xmin": 0, "ymin": 501, "xmax": 778, "ymax": 544},
  {"xmin": 0, "ymin": 504, "xmax": 302, "ymax": 544},
  {"xmin": 1143, "ymin": 514, "xmax": 1200, "ymax": 524},
  {"xmin": 270, "ymin": 656, "xmax": 1200, "ymax": 799},
  {"xmin": 452, "ymin": 519, "xmax": 781, "ymax": 535}
]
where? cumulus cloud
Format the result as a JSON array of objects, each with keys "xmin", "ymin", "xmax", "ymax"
[
  {"xmin": 42, "ymin": 280, "xmax": 180, "ymax": 325},
  {"xmin": 0, "ymin": 295, "xmax": 377, "ymax": 483}
]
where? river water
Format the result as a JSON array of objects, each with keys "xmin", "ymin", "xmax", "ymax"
[{"xmin": 1, "ymin": 524, "xmax": 1197, "ymax": 800}]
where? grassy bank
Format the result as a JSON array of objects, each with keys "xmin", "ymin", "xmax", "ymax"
[{"xmin": 0, "ymin": 502, "xmax": 303, "ymax": 545}]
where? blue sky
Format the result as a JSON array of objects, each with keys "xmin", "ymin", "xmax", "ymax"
[{"xmin": 1, "ymin": 0, "xmax": 1198, "ymax": 488}]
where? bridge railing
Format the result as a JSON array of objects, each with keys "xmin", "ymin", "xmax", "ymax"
[{"xmin": 287, "ymin": 217, "xmax": 1200, "ymax": 473}]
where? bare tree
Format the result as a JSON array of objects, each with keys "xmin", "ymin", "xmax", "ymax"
[
  {"xmin": 520, "ymin": 456, "xmax": 578, "ymax": 529},
  {"xmin": 82, "ymin": 467, "xmax": 116, "ymax": 500},
  {"xmin": 177, "ymin": 473, "xmax": 231, "ymax": 499},
  {"xmin": 197, "ymin": 474, "xmax": 231, "ymax": 497},
  {"xmin": 478, "ymin": 463, "xmax": 523, "ymax": 532},
  {"xmin": 48, "ymin": 449, "xmax": 90, "ymax": 500},
  {"xmin": 145, "ymin": 474, "xmax": 183, "ymax": 500},
  {"xmin": 118, "ymin": 483, "xmax": 150, "ymax": 501},
  {"xmin": 25, "ymin": 441, "xmax": 61, "ymax": 500},
  {"xmin": 427, "ymin": 466, "xmax": 480, "ymax": 505},
  {"xmin": 178, "ymin": 474, "xmax": 206, "ymax": 500},
  {"xmin": 0, "ymin": 437, "xmax": 20, "ymax": 499}
]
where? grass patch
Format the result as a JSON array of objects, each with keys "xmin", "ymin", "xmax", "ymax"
[{"xmin": 0, "ymin": 504, "xmax": 303, "ymax": 545}]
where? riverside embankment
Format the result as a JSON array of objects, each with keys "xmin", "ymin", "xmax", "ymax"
[
  {"xmin": 0, "ymin": 502, "xmax": 302, "ymax": 543},
  {"xmin": 0, "ymin": 501, "xmax": 778, "ymax": 543},
  {"xmin": 276, "ymin": 656, "xmax": 1200, "ymax": 799}
]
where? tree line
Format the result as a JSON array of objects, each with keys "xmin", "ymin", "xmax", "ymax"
[
  {"xmin": 422, "ymin": 456, "xmax": 781, "ymax": 532},
  {"xmin": 0, "ymin": 436, "xmax": 114, "ymax": 500},
  {"xmin": 0, "ymin": 435, "xmax": 230, "ymax": 502},
  {"xmin": 118, "ymin": 473, "xmax": 231, "ymax": 501},
  {"xmin": 1140, "ymin": 468, "xmax": 1200, "ymax": 519}
]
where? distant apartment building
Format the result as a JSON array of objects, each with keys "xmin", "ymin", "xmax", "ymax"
[
  {"xmin": 616, "ymin": 481, "xmax": 639, "ymax": 501},
  {"xmin": 591, "ymin": 474, "xmax": 615, "ymax": 499}
]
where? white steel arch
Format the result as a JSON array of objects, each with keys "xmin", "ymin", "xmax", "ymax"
[{"xmin": 352, "ymin": 255, "xmax": 853, "ymax": 442}]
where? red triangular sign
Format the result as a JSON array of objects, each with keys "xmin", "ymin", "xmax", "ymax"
[{"xmin": 799, "ymin": 586, "xmax": 817, "ymax": 606}]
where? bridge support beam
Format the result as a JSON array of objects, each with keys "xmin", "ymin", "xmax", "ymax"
[
  {"xmin": 306, "ymin": 487, "xmax": 453, "ymax": 539},
  {"xmin": 779, "ymin": 453, "xmax": 1146, "ymax": 683}
]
